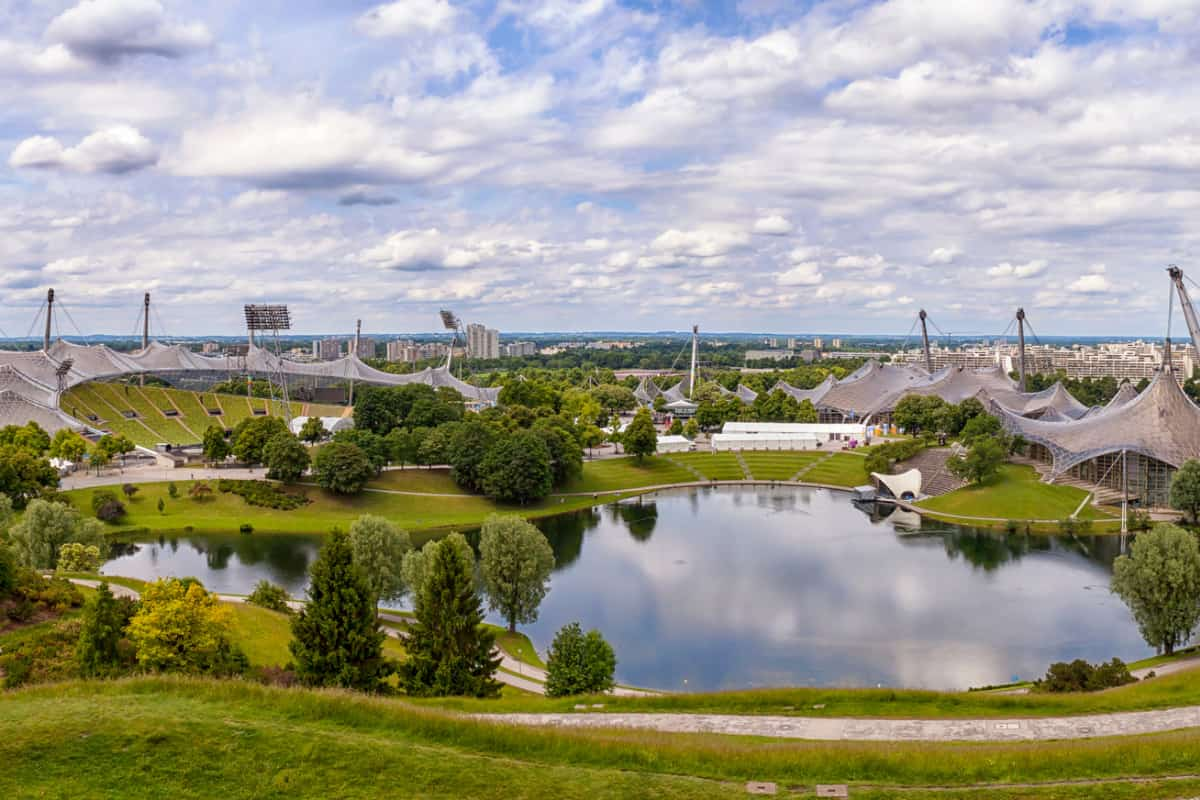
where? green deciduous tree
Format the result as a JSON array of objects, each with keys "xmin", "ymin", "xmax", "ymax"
[
  {"xmin": 202, "ymin": 424, "xmax": 230, "ymax": 463},
  {"xmin": 76, "ymin": 582, "xmax": 129, "ymax": 676},
  {"xmin": 263, "ymin": 432, "xmax": 310, "ymax": 482},
  {"xmin": 544, "ymin": 622, "xmax": 616, "ymax": 697},
  {"xmin": 231, "ymin": 415, "xmax": 289, "ymax": 464},
  {"xmin": 447, "ymin": 419, "xmax": 497, "ymax": 493},
  {"xmin": 57, "ymin": 542, "xmax": 102, "ymax": 572},
  {"xmin": 126, "ymin": 579, "xmax": 244, "ymax": 674},
  {"xmin": 480, "ymin": 431, "xmax": 553, "ymax": 504},
  {"xmin": 348, "ymin": 514, "xmax": 412, "ymax": 603},
  {"xmin": 479, "ymin": 514, "xmax": 555, "ymax": 632},
  {"xmin": 290, "ymin": 529, "xmax": 390, "ymax": 691},
  {"xmin": 400, "ymin": 536, "xmax": 501, "ymax": 698},
  {"xmin": 9, "ymin": 499, "xmax": 106, "ymax": 570},
  {"xmin": 49, "ymin": 428, "xmax": 88, "ymax": 463},
  {"xmin": 947, "ymin": 437, "xmax": 1006, "ymax": 485},
  {"xmin": 1170, "ymin": 459, "xmax": 1200, "ymax": 523},
  {"xmin": 1112, "ymin": 524, "xmax": 1200, "ymax": 655},
  {"xmin": 623, "ymin": 408, "xmax": 657, "ymax": 461},
  {"xmin": 401, "ymin": 533, "xmax": 474, "ymax": 599},
  {"xmin": 298, "ymin": 416, "xmax": 327, "ymax": 443},
  {"xmin": 312, "ymin": 441, "xmax": 375, "ymax": 495},
  {"xmin": 0, "ymin": 444, "xmax": 58, "ymax": 508}
]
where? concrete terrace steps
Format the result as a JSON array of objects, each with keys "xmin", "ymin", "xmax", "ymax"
[
  {"xmin": 1010, "ymin": 455, "xmax": 1126, "ymax": 506},
  {"xmin": 897, "ymin": 447, "xmax": 966, "ymax": 498},
  {"xmin": 790, "ymin": 451, "xmax": 834, "ymax": 482},
  {"xmin": 733, "ymin": 451, "xmax": 751, "ymax": 479}
]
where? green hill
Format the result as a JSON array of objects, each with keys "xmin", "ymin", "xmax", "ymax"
[{"xmin": 5, "ymin": 678, "xmax": 1200, "ymax": 799}]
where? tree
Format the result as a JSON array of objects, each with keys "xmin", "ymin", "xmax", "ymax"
[
  {"xmin": 333, "ymin": 428, "xmax": 390, "ymax": 471},
  {"xmin": 8, "ymin": 499, "xmax": 106, "ymax": 570},
  {"xmin": 126, "ymin": 579, "xmax": 243, "ymax": 674},
  {"xmin": 202, "ymin": 424, "xmax": 230, "ymax": 463},
  {"xmin": 667, "ymin": 419, "xmax": 683, "ymax": 435},
  {"xmin": 189, "ymin": 481, "xmax": 214, "ymax": 501},
  {"xmin": 479, "ymin": 514, "xmax": 555, "ymax": 632},
  {"xmin": 532, "ymin": 419, "xmax": 583, "ymax": 486},
  {"xmin": 289, "ymin": 529, "xmax": 390, "ymax": 691},
  {"xmin": 94, "ymin": 434, "xmax": 134, "ymax": 465},
  {"xmin": 0, "ymin": 542, "xmax": 17, "ymax": 596},
  {"xmin": 400, "ymin": 535, "xmax": 501, "ymax": 697},
  {"xmin": 683, "ymin": 418, "xmax": 699, "ymax": 438},
  {"xmin": 312, "ymin": 441, "xmax": 375, "ymax": 495},
  {"xmin": 0, "ymin": 444, "xmax": 58, "ymax": 508},
  {"xmin": 122, "ymin": 483, "xmax": 138, "ymax": 500},
  {"xmin": 401, "ymin": 533, "xmax": 475, "ymax": 598},
  {"xmin": 623, "ymin": 408, "xmax": 657, "ymax": 461},
  {"xmin": 1, "ymin": 421, "xmax": 51, "ymax": 454},
  {"xmin": 480, "ymin": 431, "xmax": 553, "ymax": 504},
  {"xmin": 1112, "ymin": 524, "xmax": 1200, "ymax": 656},
  {"xmin": 157, "ymin": 497, "xmax": 165, "ymax": 514},
  {"xmin": 544, "ymin": 622, "xmax": 616, "ymax": 697},
  {"xmin": 91, "ymin": 489, "xmax": 126, "ymax": 522},
  {"xmin": 417, "ymin": 424, "xmax": 456, "ymax": 466},
  {"xmin": 167, "ymin": 482, "xmax": 179, "ymax": 499},
  {"xmin": 1170, "ymin": 459, "xmax": 1200, "ymax": 523},
  {"xmin": 263, "ymin": 432, "xmax": 310, "ymax": 482},
  {"xmin": 231, "ymin": 415, "xmax": 289, "ymax": 464},
  {"xmin": 348, "ymin": 514, "xmax": 412, "ymax": 603},
  {"xmin": 447, "ymin": 419, "xmax": 497, "ymax": 493},
  {"xmin": 76, "ymin": 583, "xmax": 129, "ymax": 676},
  {"xmin": 947, "ymin": 437, "xmax": 1006, "ymax": 485},
  {"xmin": 385, "ymin": 427, "xmax": 421, "ymax": 467},
  {"xmin": 57, "ymin": 542, "xmax": 102, "ymax": 572},
  {"xmin": 49, "ymin": 428, "xmax": 88, "ymax": 464},
  {"xmin": 298, "ymin": 416, "xmax": 327, "ymax": 444},
  {"xmin": 960, "ymin": 412, "xmax": 1004, "ymax": 445},
  {"xmin": 591, "ymin": 383, "xmax": 636, "ymax": 415}
]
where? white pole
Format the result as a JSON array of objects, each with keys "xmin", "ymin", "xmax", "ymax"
[
  {"xmin": 1121, "ymin": 448, "xmax": 1128, "ymax": 534},
  {"xmin": 689, "ymin": 325, "xmax": 698, "ymax": 399}
]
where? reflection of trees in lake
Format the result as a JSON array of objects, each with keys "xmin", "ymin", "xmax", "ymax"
[
  {"xmin": 538, "ymin": 509, "xmax": 602, "ymax": 570},
  {"xmin": 617, "ymin": 502, "xmax": 659, "ymax": 542},
  {"xmin": 178, "ymin": 534, "xmax": 318, "ymax": 584},
  {"xmin": 917, "ymin": 523, "xmax": 1125, "ymax": 573}
]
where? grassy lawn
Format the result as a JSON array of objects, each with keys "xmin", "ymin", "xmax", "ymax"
[
  {"xmin": 666, "ymin": 452, "xmax": 746, "ymax": 481},
  {"xmin": 60, "ymin": 481, "xmax": 632, "ymax": 537},
  {"xmin": 740, "ymin": 451, "xmax": 827, "ymax": 481},
  {"xmin": 562, "ymin": 457, "xmax": 695, "ymax": 493},
  {"xmin": 368, "ymin": 468, "xmax": 467, "ymax": 494},
  {"xmin": 918, "ymin": 464, "xmax": 1114, "ymax": 522},
  {"xmin": 798, "ymin": 452, "xmax": 871, "ymax": 487},
  {"xmin": 8, "ymin": 678, "xmax": 1200, "ymax": 798},
  {"xmin": 226, "ymin": 602, "xmax": 405, "ymax": 667}
]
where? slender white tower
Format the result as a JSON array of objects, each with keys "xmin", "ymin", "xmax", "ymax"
[{"xmin": 689, "ymin": 325, "xmax": 698, "ymax": 399}]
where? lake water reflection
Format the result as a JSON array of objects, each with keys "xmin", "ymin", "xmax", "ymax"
[{"xmin": 103, "ymin": 485, "xmax": 1148, "ymax": 691}]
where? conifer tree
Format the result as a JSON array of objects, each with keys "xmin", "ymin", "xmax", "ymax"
[
  {"xmin": 400, "ymin": 537, "xmax": 501, "ymax": 697},
  {"xmin": 76, "ymin": 582, "xmax": 126, "ymax": 676},
  {"xmin": 290, "ymin": 528, "xmax": 390, "ymax": 691}
]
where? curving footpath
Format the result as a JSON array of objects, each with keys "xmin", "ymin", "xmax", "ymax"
[{"xmin": 478, "ymin": 706, "xmax": 1200, "ymax": 742}]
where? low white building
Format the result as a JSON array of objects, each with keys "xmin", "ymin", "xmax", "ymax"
[
  {"xmin": 711, "ymin": 421, "xmax": 868, "ymax": 452},
  {"xmin": 655, "ymin": 434, "xmax": 694, "ymax": 453}
]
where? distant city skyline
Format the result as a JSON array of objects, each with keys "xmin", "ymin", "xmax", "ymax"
[{"xmin": 2, "ymin": 1, "xmax": 1198, "ymax": 335}]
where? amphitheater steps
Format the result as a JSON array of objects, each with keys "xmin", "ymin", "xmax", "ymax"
[
  {"xmin": 733, "ymin": 451, "xmax": 751, "ymax": 480},
  {"xmin": 897, "ymin": 447, "xmax": 967, "ymax": 498}
]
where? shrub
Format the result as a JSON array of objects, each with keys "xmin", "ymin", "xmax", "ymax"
[
  {"xmin": 255, "ymin": 665, "xmax": 299, "ymax": 687},
  {"xmin": 57, "ymin": 542, "xmax": 103, "ymax": 573},
  {"xmin": 167, "ymin": 482, "xmax": 179, "ymax": 499},
  {"xmin": 864, "ymin": 439, "xmax": 924, "ymax": 475},
  {"xmin": 121, "ymin": 483, "xmax": 138, "ymax": 500},
  {"xmin": 545, "ymin": 622, "xmax": 617, "ymax": 697},
  {"xmin": 91, "ymin": 490, "xmax": 119, "ymax": 515},
  {"xmin": 1036, "ymin": 658, "xmax": 1136, "ymax": 692},
  {"xmin": 240, "ymin": 523, "xmax": 254, "ymax": 534},
  {"xmin": 216, "ymin": 479, "xmax": 309, "ymax": 510},
  {"xmin": 95, "ymin": 498, "xmax": 126, "ymax": 523},
  {"xmin": 246, "ymin": 580, "xmax": 292, "ymax": 614},
  {"xmin": 0, "ymin": 546, "xmax": 15, "ymax": 597},
  {"xmin": 6, "ymin": 596, "xmax": 34, "ymax": 622},
  {"xmin": 189, "ymin": 481, "xmax": 214, "ymax": 501}
]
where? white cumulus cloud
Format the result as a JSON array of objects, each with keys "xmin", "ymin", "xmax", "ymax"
[
  {"xmin": 45, "ymin": 0, "xmax": 212, "ymax": 63},
  {"xmin": 9, "ymin": 125, "xmax": 158, "ymax": 174},
  {"xmin": 752, "ymin": 214, "xmax": 794, "ymax": 235}
]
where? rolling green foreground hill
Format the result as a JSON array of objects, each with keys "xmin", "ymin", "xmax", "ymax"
[{"xmin": 6, "ymin": 678, "xmax": 1200, "ymax": 799}]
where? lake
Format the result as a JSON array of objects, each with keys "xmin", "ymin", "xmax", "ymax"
[{"xmin": 102, "ymin": 485, "xmax": 1148, "ymax": 692}]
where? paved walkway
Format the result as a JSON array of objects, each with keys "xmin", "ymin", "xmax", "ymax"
[{"xmin": 477, "ymin": 706, "xmax": 1200, "ymax": 742}]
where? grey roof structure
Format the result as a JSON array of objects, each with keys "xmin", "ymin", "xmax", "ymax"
[
  {"xmin": 0, "ymin": 338, "xmax": 500, "ymax": 432},
  {"xmin": 771, "ymin": 374, "xmax": 836, "ymax": 405},
  {"xmin": 633, "ymin": 376, "xmax": 662, "ymax": 405},
  {"xmin": 995, "ymin": 369, "xmax": 1200, "ymax": 476},
  {"xmin": 735, "ymin": 383, "xmax": 759, "ymax": 403}
]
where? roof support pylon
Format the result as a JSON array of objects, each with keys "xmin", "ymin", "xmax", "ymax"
[
  {"xmin": 918, "ymin": 309, "xmax": 932, "ymax": 374},
  {"xmin": 43, "ymin": 289, "xmax": 54, "ymax": 351},
  {"xmin": 1016, "ymin": 308, "xmax": 1028, "ymax": 393}
]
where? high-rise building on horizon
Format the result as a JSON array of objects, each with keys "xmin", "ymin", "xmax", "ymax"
[
  {"xmin": 467, "ymin": 323, "xmax": 500, "ymax": 359},
  {"xmin": 314, "ymin": 338, "xmax": 342, "ymax": 361},
  {"xmin": 354, "ymin": 337, "xmax": 376, "ymax": 360}
]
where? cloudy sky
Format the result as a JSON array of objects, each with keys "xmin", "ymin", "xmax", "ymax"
[{"xmin": 1, "ymin": 0, "xmax": 1197, "ymax": 337}]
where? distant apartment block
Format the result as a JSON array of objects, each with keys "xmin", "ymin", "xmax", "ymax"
[
  {"xmin": 386, "ymin": 339, "xmax": 450, "ymax": 363},
  {"xmin": 466, "ymin": 323, "xmax": 500, "ymax": 359},
  {"xmin": 201, "ymin": 341, "xmax": 221, "ymax": 354},
  {"xmin": 313, "ymin": 338, "xmax": 342, "ymax": 361},
  {"xmin": 501, "ymin": 341, "xmax": 537, "ymax": 358},
  {"xmin": 892, "ymin": 340, "xmax": 1197, "ymax": 380},
  {"xmin": 812, "ymin": 337, "xmax": 823, "ymax": 349},
  {"xmin": 831, "ymin": 338, "xmax": 843, "ymax": 349},
  {"xmin": 354, "ymin": 337, "xmax": 376, "ymax": 360}
]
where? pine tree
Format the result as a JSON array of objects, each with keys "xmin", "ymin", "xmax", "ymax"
[
  {"xmin": 289, "ymin": 528, "xmax": 390, "ymax": 691},
  {"xmin": 76, "ymin": 582, "xmax": 127, "ymax": 676},
  {"xmin": 401, "ymin": 537, "xmax": 501, "ymax": 697}
]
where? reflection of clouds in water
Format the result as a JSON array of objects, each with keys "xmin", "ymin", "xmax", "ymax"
[{"xmin": 529, "ymin": 486, "xmax": 1148, "ymax": 691}]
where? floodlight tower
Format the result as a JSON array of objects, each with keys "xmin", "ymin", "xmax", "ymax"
[
  {"xmin": 142, "ymin": 293, "xmax": 151, "ymax": 349},
  {"xmin": 440, "ymin": 309, "xmax": 463, "ymax": 371},
  {"xmin": 244, "ymin": 304, "xmax": 293, "ymax": 425}
]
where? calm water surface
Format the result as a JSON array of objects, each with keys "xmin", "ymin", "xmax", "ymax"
[{"xmin": 103, "ymin": 486, "xmax": 1148, "ymax": 691}]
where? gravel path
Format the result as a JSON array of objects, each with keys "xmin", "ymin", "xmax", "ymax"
[{"xmin": 477, "ymin": 707, "xmax": 1200, "ymax": 742}]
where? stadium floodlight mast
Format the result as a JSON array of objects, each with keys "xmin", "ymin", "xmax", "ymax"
[
  {"xmin": 244, "ymin": 304, "xmax": 293, "ymax": 425},
  {"xmin": 440, "ymin": 309, "xmax": 463, "ymax": 373}
]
